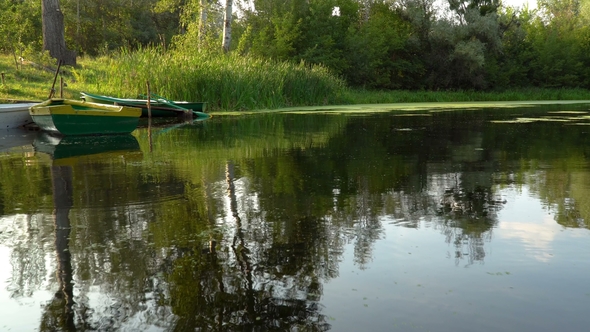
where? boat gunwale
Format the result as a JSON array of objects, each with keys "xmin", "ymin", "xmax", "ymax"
[
  {"xmin": 30, "ymin": 99, "xmax": 142, "ymax": 117},
  {"xmin": 80, "ymin": 92, "xmax": 207, "ymax": 109}
]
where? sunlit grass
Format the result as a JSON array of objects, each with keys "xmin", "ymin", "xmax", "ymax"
[{"xmin": 0, "ymin": 58, "xmax": 61, "ymax": 101}]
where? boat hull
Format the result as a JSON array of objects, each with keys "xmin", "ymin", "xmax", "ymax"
[
  {"xmin": 81, "ymin": 92, "xmax": 208, "ymax": 117},
  {"xmin": 29, "ymin": 99, "xmax": 141, "ymax": 136},
  {"xmin": 0, "ymin": 103, "xmax": 38, "ymax": 129}
]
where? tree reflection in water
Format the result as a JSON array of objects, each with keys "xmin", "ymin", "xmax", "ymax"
[
  {"xmin": 40, "ymin": 165, "xmax": 75, "ymax": 331},
  {"xmin": 7, "ymin": 106, "xmax": 590, "ymax": 330}
]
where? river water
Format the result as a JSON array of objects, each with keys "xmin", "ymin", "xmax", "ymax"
[{"xmin": 1, "ymin": 103, "xmax": 590, "ymax": 331}]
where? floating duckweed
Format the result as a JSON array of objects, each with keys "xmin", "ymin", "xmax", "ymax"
[
  {"xmin": 491, "ymin": 117, "xmax": 575, "ymax": 124},
  {"xmin": 547, "ymin": 111, "xmax": 589, "ymax": 114}
]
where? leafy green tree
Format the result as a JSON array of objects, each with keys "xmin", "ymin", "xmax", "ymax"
[
  {"xmin": 236, "ymin": 0, "xmax": 308, "ymax": 59},
  {"xmin": 413, "ymin": 1, "xmax": 503, "ymax": 89},
  {"xmin": 169, "ymin": 0, "xmax": 228, "ymax": 53},
  {"xmin": 345, "ymin": 1, "xmax": 417, "ymax": 88},
  {"xmin": 449, "ymin": 0, "xmax": 501, "ymax": 18},
  {"xmin": 59, "ymin": 0, "xmax": 181, "ymax": 56},
  {"xmin": 525, "ymin": 0, "xmax": 587, "ymax": 87},
  {"xmin": 0, "ymin": 0, "xmax": 42, "ymax": 66},
  {"xmin": 538, "ymin": 0, "xmax": 580, "ymax": 27},
  {"xmin": 582, "ymin": 0, "xmax": 590, "ymax": 22},
  {"xmin": 296, "ymin": 0, "xmax": 357, "ymax": 75},
  {"xmin": 486, "ymin": 6, "xmax": 535, "ymax": 88}
]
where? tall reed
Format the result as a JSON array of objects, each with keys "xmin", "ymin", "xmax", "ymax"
[{"xmin": 72, "ymin": 48, "xmax": 347, "ymax": 111}]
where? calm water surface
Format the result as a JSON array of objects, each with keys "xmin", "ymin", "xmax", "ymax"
[{"xmin": 1, "ymin": 104, "xmax": 590, "ymax": 331}]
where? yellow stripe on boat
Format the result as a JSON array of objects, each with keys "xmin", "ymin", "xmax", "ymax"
[{"xmin": 29, "ymin": 99, "xmax": 141, "ymax": 117}]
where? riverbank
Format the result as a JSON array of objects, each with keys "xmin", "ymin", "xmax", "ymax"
[{"xmin": 1, "ymin": 53, "xmax": 590, "ymax": 111}]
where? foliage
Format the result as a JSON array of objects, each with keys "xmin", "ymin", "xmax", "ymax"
[
  {"xmin": 345, "ymin": 2, "xmax": 418, "ymax": 89},
  {"xmin": 169, "ymin": 0, "xmax": 228, "ymax": 53},
  {"xmin": 236, "ymin": 0, "xmax": 308, "ymax": 60},
  {"xmin": 0, "ymin": 0, "xmax": 42, "ymax": 62},
  {"xmin": 297, "ymin": 0, "xmax": 357, "ymax": 75},
  {"xmin": 2, "ymin": 0, "xmax": 590, "ymax": 98},
  {"xmin": 59, "ymin": 0, "xmax": 181, "ymax": 56},
  {"xmin": 448, "ymin": 0, "xmax": 501, "ymax": 18}
]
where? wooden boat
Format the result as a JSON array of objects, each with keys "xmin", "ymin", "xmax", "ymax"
[
  {"xmin": 29, "ymin": 99, "xmax": 141, "ymax": 136},
  {"xmin": 0, "ymin": 102, "xmax": 38, "ymax": 129},
  {"xmin": 80, "ymin": 91, "xmax": 208, "ymax": 118}
]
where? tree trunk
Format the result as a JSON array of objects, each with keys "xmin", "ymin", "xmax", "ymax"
[
  {"xmin": 222, "ymin": 0, "xmax": 233, "ymax": 53},
  {"xmin": 42, "ymin": 0, "xmax": 76, "ymax": 65},
  {"xmin": 198, "ymin": 0, "xmax": 208, "ymax": 49}
]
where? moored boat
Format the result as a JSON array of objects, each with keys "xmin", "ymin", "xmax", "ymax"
[
  {"xmin": 0, "ymin": 102, "xmax": 38, "ymax": 129},
  {"xmin": 80, "ymin": 91, "xmax": 208, "ymax": 118},
  {"xmin": 29, "ymin": 99, "xmax": 141, "ymax": 136}
]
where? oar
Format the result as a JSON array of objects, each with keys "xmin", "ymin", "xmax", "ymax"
[
  {"xmin": 48, "ymin": 60, "xmax": 62, "ymax": 99},
  {"xmin": 145, "ymin": 93, "xmax": 210, "ymax": 118}
]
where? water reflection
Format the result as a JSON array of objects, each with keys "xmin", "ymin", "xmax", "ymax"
[
  {"xmin": 41, "ymin": 164, "xmax": 75, "ymax": 331},
  {"xmin": 1, "ymin": 105, "xmax": 590, "ymax": 331},
  {"xmin": 33, "ymin": 133, "xmax": 141, "ymax": 161},
  {"xmin": 0, "ymin": 128, "xmax": 38, "ymax": 153}
]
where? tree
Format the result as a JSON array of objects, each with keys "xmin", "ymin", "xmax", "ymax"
[
  {"xmin": 199, "ymin": 0, "xmax": 208, "ymax": 48},
  {"xmin": 538, "ymin": 0, "xmax": 580, "ymax": 26},
  {"xmin": 42, "ymin": 0, "xmax": 76, "ymax": 65},
  {"xmin": 526, "ymin": 0, "xmax": 588, "ymax": 87},
  {"xmin": 236, "ymin": 0, "xmax": 308, "ymax": 59},
  {"xmin": 0, "ymin": 0, "xmax": 42, "ymax": 68},
  {"xmin": 448, "ymin": 0, "xmax": 501, "ymax": 20},
  {"xmin": 298, "ymin": 0, "xmax": 358, "ymax": 75},
  {"xmin": 345, "ymin": 1, "xmax": 416, "ymax": 88},
  {"xmin": 222, "ymin": 0, "xmax": 233, "ymax": 52}
]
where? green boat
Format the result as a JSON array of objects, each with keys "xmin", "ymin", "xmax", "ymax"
[
  {"xmin": 29, "ymin": 99, "xmax": 142, "ymax": 136},
  {"xmin": 80, "ymin": 91, "xmax": 209, "ymax": 118}
]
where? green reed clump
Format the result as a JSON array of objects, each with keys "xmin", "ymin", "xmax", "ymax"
[{"xmin": 71, "ymin": 48, "xmax": 347, "ymax": 111}]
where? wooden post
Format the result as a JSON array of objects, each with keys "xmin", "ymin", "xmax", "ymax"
[
  {"xmin": 59, "ymin": 77, "xmax": 64, "ymax": 98},
  {"xmin": 147, "ymin": 81, "xmax": 153, "ymax": 152},
  {"xmin": 146, "ymin": 81, "xmax": 152, "ymax": 119}
]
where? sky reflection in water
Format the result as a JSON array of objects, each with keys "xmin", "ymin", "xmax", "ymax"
[{"xmin": 323, "ymin": 186, "xmax": 590, "ymax": 332}]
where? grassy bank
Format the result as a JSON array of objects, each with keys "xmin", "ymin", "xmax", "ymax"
[
  {"xmin": 1, "ymin": 52, "xmax": 589, "ymax": 111},
  {"xmin": 0, "ymin": 55, "xmax": 59, "ymax": 101}
]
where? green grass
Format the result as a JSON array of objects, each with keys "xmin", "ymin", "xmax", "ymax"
[
  {"xmin": 2, "ymin": 51, "xmax": 590, "ymax": 111},
  {"xmin": 0, "ymin": 57, "xmax": 60, "ymax": 101}
]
